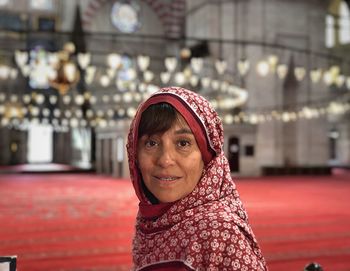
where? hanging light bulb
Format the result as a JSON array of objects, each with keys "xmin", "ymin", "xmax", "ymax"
[
  {"xmin": 211, "ymin": 80, "xmax": 220, "ymax": 90},
  {"xmin": 190, "ymin": 75, "xmax": 199, "ymax": 87},
  {"xmin": 126, "ymin": 68, "xmax": 136, "ymax": 80},
  {"xmin": 294, "ymin": 67, "xmax": 306, "ymax": 81},
  {"xmin": 137, "ymin": 55, "xmax": 150, "ymax": 71},
  {"xmin": 277, "ymin": 64, "xmax": 288, "ymax": 79},
  {"xmin": 74, "ymin": 95, "xmax": 85, "ymax": 105},
  {"xmin": 63, "ymin": 62, "xmax": 78, "ymax": 83},
  {"xmin": 174, "ymin": 72, "xmax": 186, "ymax": 86},
  {"xmin": 323, "ymin": 70, "xmax": 333, "ymax": 86},
  {"xmin": 165, "ymin": 57, "xmax": 177, "ymax": 72},
  {"xmin": 14, "ymin": 50, "xmax": 28, "ymax": 67},
  {"xmin": 64, "ymin": 110, "xmax": 72, "ymax": 118},
  {"xmin": 267, "ymin": 54, "xmax": 279, "ymax": 72},
  {"xmin": 335, "ymin": 74, "xmax": 345, "ymax": 87},
  {"xmin": 282, "ymin": 112, "xmax": 291, "ymax": 122},
  {"xmin": 107, "ymin": 53, "xmax": 121, "ymax": 69},
  {"xmin": 180, "ymin": 47, "xmax": 191, "ymax": 59},
  {"xmin": 256, "ymin": 60, "xmax": 269, "ymax": 77},
  {"xmin": 30, "ymin": 106, "xmax": 40, "ymax": 117},
  {"xmin": 62, "ymin": 95, "xmax": 71, "ymax": 105},
  {"xmin": 310, "ymin": 68, "xmax": 322, "ymax": 83},
  {"xmin": 0, "ymin": 65, "xmax": 10, "ymax": 80},
  {"xmin": 190, "ymin": 58, "xmax": 203, "ymax": 73},
  {"xmin": 224, "ymin": 114, "xmax": 234, "ymax": 124},
  {"xmin": 143, "ymin": 70, "xmax": 154, "ymax": 83},
  {"xmin": 10, "ymin": 94, "xmax": 18, "ymax": 102},
  {"xmin": 160, "ymin": 72, "xmax": 171, "ymax": 84},
  {"xmin": 215, "ymin": 59, "xmax": 227, "ymax": 75},
  {"xmin": 21, "ymin": 65, "xmax": 30, "ymax": 77},
  {"xmin": 63, "ymin": 42, "xmax": 76, "ymax": 54},
  {"xmin": 237, "ymin": 58, "xmax": 250, "ymax": 76},
  {"xmin": 77, "ymin": 53, "xmax": 91, "ymax": 69},
  {"xmin": 42, "ymin": 108, "xmax": 50, "ymax": 117},
  {"xmin": 100, "ymin": 75, "xmax": 110, "ymax": 87},
  {"xmin": 49, "ymin": 95, "xmax": 57, "ymax": 105},
  {"xmin": 85, "ymin": 66, "xmax": 96, "ymax": 85},
  {"xmin": 123, "ymin": 92, "xmax": 133, "ymax": 103},
  {"xmin": 329, "ymin": 65, "xmax": 340, "ymax": 78},
  {"xmin": 9, "ymin": 68, "xmax": 18, "ymax": 80},
  {"xmin": 201, "ymin": 77, "xmax": 211, "ymax": 88},
  {"xmin": 35, "ymin": 94, "xmax": 45, "ymax": 104},
  {"xmin": 53, "ymin": 109, "xmax": 61, "ymax": 117}
]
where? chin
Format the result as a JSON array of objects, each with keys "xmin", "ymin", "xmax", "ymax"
[
  {"xmin": 157, "ymin": 193, "xmax": 185, "ymax": 203},
  {"xmin": 158, "ymin": 197, "xmax": 178, "ymax": 203}
]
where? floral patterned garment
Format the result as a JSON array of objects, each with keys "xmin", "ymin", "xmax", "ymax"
[{"xmin": 127, "ymin": 87, "xmax": 268, "ymax": 271}]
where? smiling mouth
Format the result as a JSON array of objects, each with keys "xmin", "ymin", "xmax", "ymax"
[{"xmin": 155, "ymin": 176, "xmax": 180, "ymax": 182}]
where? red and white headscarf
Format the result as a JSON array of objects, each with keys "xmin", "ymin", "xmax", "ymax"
[{"xmin": 127, "ymin": 87, "xmax": 267, "ymax": 271}]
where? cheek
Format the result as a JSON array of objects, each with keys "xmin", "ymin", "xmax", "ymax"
[
  {"xmin": 187, "ymin": 154, "xmax": 204, "ymax": 180},
  {"xmin": 136, "ymin": 151, "xmax": 149, "ymax": 176}
]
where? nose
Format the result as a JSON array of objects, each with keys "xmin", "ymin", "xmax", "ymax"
[{"xmin": 156, "ymin": 145, "xmax": 175, "ymax": 168}]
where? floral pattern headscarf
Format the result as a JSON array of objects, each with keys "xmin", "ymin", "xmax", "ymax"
[{"xmin": 127, "ymin": 87, "xmax": 267, "ymax": 271}]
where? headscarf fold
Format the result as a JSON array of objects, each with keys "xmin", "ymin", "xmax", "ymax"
[{"xmin": 127, "ymin": 87, "xmax": 267, "ymax": 271}]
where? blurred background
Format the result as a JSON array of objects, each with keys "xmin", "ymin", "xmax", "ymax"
[
  {"xmin": 0, "ymin": 0, "xmax": 349, "ymax": 270},
  {"xmin": 0, "ymin": 0, "xmax": 349, "ymax": 175}
]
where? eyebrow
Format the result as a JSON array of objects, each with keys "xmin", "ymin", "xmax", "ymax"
[{"xmin": 174, "ymin": 128, "xmax": 193, "ymax": 135}]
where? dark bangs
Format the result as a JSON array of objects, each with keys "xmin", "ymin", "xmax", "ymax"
[{"xmin": 138, "ymin": 103, "xmax": 179, "ymax": 138}]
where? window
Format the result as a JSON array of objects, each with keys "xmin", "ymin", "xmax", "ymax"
[
  {"xmin": 37, "ymin": 17, "xmax": 55, "ymax": 31},
  {"xmin": 339, "ymin": 1, "xmax": 350, "ymax": 44},
  {"xmin": 30, "ymin": 0, "xmax": 53, "ymax": 11},
  {"xmin": 244, "ymin": 145, "xmax": 255, "ymax": 157},
  {"xmin": 0, "ymin": 13, "xmax": 26, "ymax": 31},
  {"xmin": 325, "ymin": 15, "xmax": 335, "ymax": 48},
  {"xmin": 0, "ymin": 0, "xmax": 9, "ymax": 7},
  {"xmin": 325, "ymin": 0, "xmax": 350, "ymax": 47}
]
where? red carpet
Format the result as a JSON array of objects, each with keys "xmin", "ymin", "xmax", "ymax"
[{"xmin": 0, "ymin": 172, "xmax": 349, "ymax": 271}]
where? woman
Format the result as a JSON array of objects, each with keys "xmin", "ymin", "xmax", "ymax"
[{"xmin": 127, "ymin": 87, "xmax": 267, "ymax": 271}]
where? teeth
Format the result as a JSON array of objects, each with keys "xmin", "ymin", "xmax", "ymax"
[{"xmin": 159, "ymin": 177, "xmax": 177, "ymax": 181}]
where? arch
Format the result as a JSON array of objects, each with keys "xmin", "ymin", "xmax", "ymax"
[
  {"xmin": 339, "ymin": 0, "xmax": 350, "ymax": 43},
  {"xmin": 81, "ymin": 0, "xmax": 186, "ymax": 38},
  {"xmin": 326, "ymin": 0, "xmax": 350, "ymax": 47}
]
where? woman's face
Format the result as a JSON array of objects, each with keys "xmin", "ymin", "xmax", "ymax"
[{"xmin": 137, "ymin": 116, "xmax": 204, "ymax": 203}]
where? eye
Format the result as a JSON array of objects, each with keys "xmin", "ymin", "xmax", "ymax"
[
  {"xmin": 177, "ymin": 139, "xmax": 191, "ymax": 148},
  {"xmin": 145, "ymin": 139, "xmax": 158, "ymax": 148}
]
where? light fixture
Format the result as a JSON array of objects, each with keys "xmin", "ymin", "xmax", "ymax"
[
  {"xmin": 237, "ymin": 58, "xmax": 250, "ymax": 76},
  {"xmin": 107, "ymin": 53, "xmax": 121, "ymax": 69},
  {"xmin": 137, "ymin": 55, "xmax": 150, "ymax": 71},
  {"xmin": 256, "ymin": 60, "xmax": 270, "ymax": 77},
  {"xmin": 335, "ymin": 74, "xmax": 345, "ymax": 87},
  {"xmin": 190, "ymin": 58, "xmax": 203, "ymax": 73},
  {"xmin": 294, "ymin": 67, "xmax": 306, "ymax": 81},
  {"xmin": 267, "ymin": 54, "xmax": 279, "ymax": 72},
  {"xmin": 215, "ymin": 59, "xmax": 227, "ymax": 75},
  {"xmin": 77, "ymin": 53, "xmax": 91, "ymax": 69},
  {"xmin": 165, "ymin": 57, "xmax": 177, "ymax": 72},
  {"xmin": 323, "ymin": 70, "xmax": 333, "ymax": 86},
  {"xmin": 277, "ymin": 64, "xmax": 288, "ymax": 79},
  {"xmin": 310, "ymin": 68, "xmax": 322, "ymax": 83}
]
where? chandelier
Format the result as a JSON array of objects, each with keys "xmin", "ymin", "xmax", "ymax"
[{"xmin": 0, "ymin": 36, "xmax": 349, "ymax": 131}]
